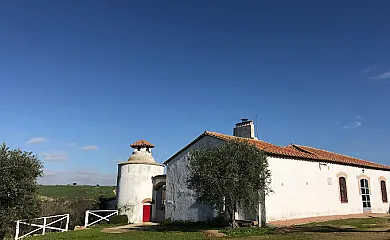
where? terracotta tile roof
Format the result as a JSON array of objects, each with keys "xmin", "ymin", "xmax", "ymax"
[
  {"xmin": 164, "ymin": 131, "xmax": 390, "ymax": 171},
  {"xmin": 287, "ymin": 144, "xmax": 390, "ymax": 170},
  {"xmin": 204, "ymin": 131, "xmax": 318, "ymax": 159},
  {"xmin": 130, "ymin": 140, "xmax": 155, "ymax": 148}
]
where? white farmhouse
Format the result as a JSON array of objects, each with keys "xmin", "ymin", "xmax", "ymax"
[
  {"xmin": 163, "ymin": 119, "xmax": 390, "ymax": 223},
  {"xmin": 117, "ymin": 119, "xmax": 390, "ymax": 224}
]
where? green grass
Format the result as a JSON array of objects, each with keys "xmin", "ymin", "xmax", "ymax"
[
  {"xmin": 303, "ymin": 217, "xmax": 390, "ymax": 230},
  {"xmin": 38, "ymin": 185, "xmax": 116, "ymax": 199},
  {"xmin": 222, "ymin": 226, "xmax": 275, "ymax": 237},
  {"xmin": 28, "ymin": 217, "xmax": 390, "ymax": 240},
  {"xmin": 29, "ymin": 226, "xmax": 204, "ymax": 240}
]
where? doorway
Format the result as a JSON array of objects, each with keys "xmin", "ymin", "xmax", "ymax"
[
  {"xmin": 360, "ymin": 179, "xmax": 371, "ymax": 211},
  {"xmin": 142, "ymin": 204, "xmax": 151, "ymax": 222}
]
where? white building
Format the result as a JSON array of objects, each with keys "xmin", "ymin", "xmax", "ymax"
[
  {"xmin": 117, "ymin": 120, "xmax": 390, "ymax": 223},
  {"xmin": 163, "ymin": 119, "xmax": 390, "ymax": 223},
  {"xmin": 116, "ymin": 140, "xmax": 165, "ymax": 223}
]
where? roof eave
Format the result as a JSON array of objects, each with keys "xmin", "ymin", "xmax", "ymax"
[{"xmin": 163, "ymin": 131, "xmax": 390, "ymax": 171}]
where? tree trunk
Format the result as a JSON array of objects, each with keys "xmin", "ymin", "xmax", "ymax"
[
  {"xmin": 229, "ymin": 210, "xmax": 237, "ymax": 228},
  {"xmin": 227, "ymin": 202, "xmax": 238, "ymax": 228}
]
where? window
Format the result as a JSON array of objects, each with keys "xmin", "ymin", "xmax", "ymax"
[
  {"xmin": 380, "ymin": 180, "xmax": 388, "ymax": 203},
  {"xmin": 360, "ymin": 179, "xmax": 371, "ymax": 209},
  {"xmin": 339, "ymin": 177, "xmax": 348, "ymax": 203}
]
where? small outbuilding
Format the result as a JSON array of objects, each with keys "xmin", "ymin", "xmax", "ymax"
[{"xmin": 116, "ymin": 140, "xmax": 165, "ymax": 223}]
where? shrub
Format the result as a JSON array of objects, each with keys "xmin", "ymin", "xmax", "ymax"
[
  {"xmin": 160, "ymin": 217, "xmax": 172, "ymax": 225},
  {"xmin": 210, "ymin": 214, "xmax": 229, "ymax": 227},
  {"xmin": 108, "ymin": 215, "xmax": 128, "ymax": 225},
  {"xmin": 40, "ymin": 196, "xmax": 99, "ymax": 230}
]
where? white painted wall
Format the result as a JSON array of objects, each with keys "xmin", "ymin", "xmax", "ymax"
[
  {"xmin": 266, "ymin": 156, "xmax": 390, "ymax": 222},
  {"xmin": 116, "ymin": 163, "xmax": 164, "ymax": 223},
  {"xmin": 166, "ymin": 136, "xmax": 390, "ymax": 223},
  {"xmin": 165, "ymin": 136, "xmax": 224, "ymax": 221}
]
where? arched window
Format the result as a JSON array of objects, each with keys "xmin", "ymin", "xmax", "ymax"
[
  {"xmin": 339, "ymin": 177, "xmax": 348, "ymax": 203},
  {"xmin": 380, "ymin": 180, "xmax": 388, "ymax": 203}
]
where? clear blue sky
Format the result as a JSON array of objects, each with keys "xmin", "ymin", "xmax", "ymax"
[{"xmin": 0, "ymin": 1, "xmax": 389, "ymax": 185}]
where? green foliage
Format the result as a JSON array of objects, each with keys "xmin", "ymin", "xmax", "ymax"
[
  {"xmin": 187, "ymin": 139, "xmax": 271, "ymax": 227},
  {"xmin": 40, "ymin": 195, "xmax": 100, "ymax": 230},
  {"xmin": 38, "ymin": 187, "xmax": 117, "ymax": 230},
  {"xmin": 108, "ymin": 215, "xmax": 128, "ymax": 225},
  {"xmin": 159, "ymin": 220, "xmax": 216, "ymax": 230},
  {"xmin": 38, "ymin": 185, "xmax": 116, "ymax": 199},
  {"xmin": 209, "ymin": 214, "xmax": 229, "ymax": 227},
  {"xmin": 0, "ymin": 143, "xmax": 43, "ymax": 239},
  {"xmin": 160, "ymin": 217, "xmax": 172, "ymax": 225}
]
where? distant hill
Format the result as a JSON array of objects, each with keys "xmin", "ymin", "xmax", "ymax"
[{"xmin": 38, "ymin": 185, "xmax": 116, "ymax": 199}]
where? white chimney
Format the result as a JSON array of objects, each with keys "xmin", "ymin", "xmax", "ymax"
[{"xmin": 233, "ymin": 118, "xmax": 257, "ymax": 139}]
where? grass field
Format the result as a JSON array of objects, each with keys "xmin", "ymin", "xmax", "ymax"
[
  {"xmin": 29, "ymin": 217, "xmax": 390, "ymax": 240},
  {"xmin": 38, "ymin": 185, "xmax": 116, "ymax": 199}
]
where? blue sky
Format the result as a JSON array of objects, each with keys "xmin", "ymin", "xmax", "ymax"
[{"xmin": 0, "ymin": 1, "xmax": 389, "ymax": 185}]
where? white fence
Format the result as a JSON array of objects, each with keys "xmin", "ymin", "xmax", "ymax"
[
  {"xmin": 84, "ymin": 210, "xmax": 118, "ymax": 227},
  {"xmin": 15, "ymin": 214, "xmax": 69, "ymax": 240}
]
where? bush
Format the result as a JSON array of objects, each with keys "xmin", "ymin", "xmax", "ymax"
[
  {"xmin": 96, "ymin": 195, "xmax": 117, "ymax": 210},
  {"xmin": 40, "ymin": 196, "xmax": 99, "ymax": 230},
  {"xmin": 210, "ymin": 214, "xmax": 229, "ymax": 227},
  {"xmin": 160, "ymin": 214, "xmax": 229, "ymax": 229},
  {"xmin": 108, "ymin": 215, "xmax": 128, "ymax": 225},
  {"xmin": 160, "ymin": 217, "xmax": 172, "ymax": 225}
]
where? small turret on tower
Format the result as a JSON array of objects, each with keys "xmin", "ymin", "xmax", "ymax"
[{"xmin": 127, "ymin": 140, "xmax": 159, "ymax": 165}]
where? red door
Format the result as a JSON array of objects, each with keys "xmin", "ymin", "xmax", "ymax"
[{"xmin": 142, "ymin": 204, "xmax": 151, "ymax": 222}]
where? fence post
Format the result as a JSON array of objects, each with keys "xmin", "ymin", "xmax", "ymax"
[
  {"xmin": 65, "ymin": 214, "xmax": 70, "ymax": 231},
  {"xmin": 42, "ymin": 217, "xmax": 47, "ymax": 235},
  {"xmin": 15, "ymin": 220, "xmax": 20, "ymax": 240},
  {"xmin": 84, "ymin": 211, "xmax": 89, "ymax": 227}
]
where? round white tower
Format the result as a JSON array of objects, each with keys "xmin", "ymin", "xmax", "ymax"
[{"xmin": 116, "ymin": 140, "xmax": 164, "ymax": 223}]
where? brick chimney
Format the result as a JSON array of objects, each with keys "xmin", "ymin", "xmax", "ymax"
[{"xmin": 233, "ymin": 118, "xmax": 257, "ymax": 139}]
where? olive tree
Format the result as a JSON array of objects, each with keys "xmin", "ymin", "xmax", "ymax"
[
  {"xmin": 187, "ymin": 139, "xmax": 271, "ymax": 228},
  {"xmin": 0, "ymin": 143, "xmax": 43, "ymax": 239}
]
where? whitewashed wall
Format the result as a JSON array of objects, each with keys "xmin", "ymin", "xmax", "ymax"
[
  {"xmin": 266, "ymin": 156, "xmax": 390, "ymax": 222},
  {"xmin": 165, "ymin": 136, "xmax": 224, "ymax": 221},
  {"xmin": 116, "ymin": 163, "xmax": 164, "ymax": 223},
  {"xmin": 166, "ymin": 136, "xmax": 390, "ymax": 222}
]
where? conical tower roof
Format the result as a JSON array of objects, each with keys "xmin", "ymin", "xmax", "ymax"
[
  {"xmin": 119, "ymin": 139, "xmax": 161, "ymax": 166},
  {"xmin": 130, "ymin": 140, "xmax": 155, "ymax": 148}
]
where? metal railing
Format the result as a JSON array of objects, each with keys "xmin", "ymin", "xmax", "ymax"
[
  {"xmin": 84, "ymin": 210, "xmax": 118, "ymax": 227},
  {"xmin": 15, "ymin": 214, "xmax": 69, "ymax": 240}
]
